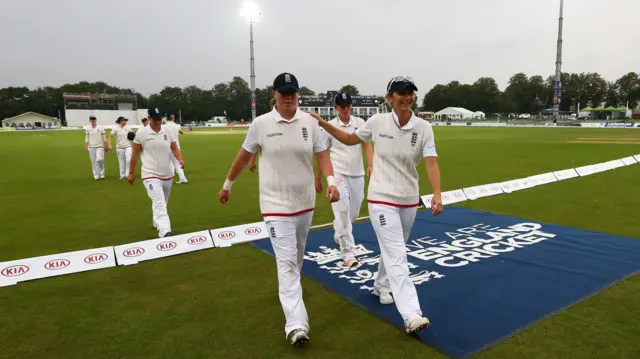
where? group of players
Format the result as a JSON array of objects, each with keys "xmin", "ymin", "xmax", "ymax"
[
  {"xmin": 85, "ymin": 72, "xmax": 443, "ymax": 346},
  {"xmin": 84, "ymin": 110, "xmax": 188, "ymax": 237},
  {"xmin": 218, "ymin": 73, "xmax": 443, "ymax": 346}
]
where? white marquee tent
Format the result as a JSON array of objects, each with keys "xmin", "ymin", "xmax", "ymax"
[{"xmin": 434, "ymin": 107, "xmax": 475, "ymax": 120}]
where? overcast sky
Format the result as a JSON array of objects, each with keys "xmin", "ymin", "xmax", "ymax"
[{"xmin": 1, "ymin": 0, "xmax": 638, "ymax": 96}]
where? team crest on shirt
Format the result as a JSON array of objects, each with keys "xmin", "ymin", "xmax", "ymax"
[
  {"xmin": 301, "ymin": 127, "xmax": 308, "ymax": 141},
  {"xmin": 411, "ymin": 132, "xmax": 418, "ymax": 147},
  {"xmin": 164, "ymin": 134, "xmax": 168, "ymax": 141}
]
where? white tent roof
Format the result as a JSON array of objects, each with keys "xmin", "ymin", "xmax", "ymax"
[
  {"xmin": 435, "ymin": 107, "xmax": 475, "ymax": 115},
  {"xmin": 2, "ymin": 112, "xmax": 58, "ymax": 123}
]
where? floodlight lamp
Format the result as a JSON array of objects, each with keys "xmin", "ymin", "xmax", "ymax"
[{"xmin": 239, "ymin": 2, "xmax": 263, "ymax": 23}]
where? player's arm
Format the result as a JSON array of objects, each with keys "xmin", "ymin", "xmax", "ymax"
[
  {"xmin": 107, "ymin": 130, "xmax": 113, "ymax": 150},
  {"xmin": 221, "ymin": 123, "xmax": 259, "ymax": 199},
  {"xmin": 248, "ymin": 153, "xmax": 257, "ymax": 171},
  {"xmin": 129, "ymin": 143, "xmax": 142, "ymax": 175},
  {"xmin": 170, "ymin": 141, "xmax": 184, "ymax": 166},
  {"xmin": 423, "ymin": 126, "xmax": 442, "ymax": 215},
  {"xmin": 84, "ymin": 131, "xmax": 89, "ymax": 151},
  {"xmin": 363, "ymin": 142, "xmax": 374, "ymax": 175},
  {"xmin": 101, "ymin": 130, "xmax": 108, "ymax": 150}
]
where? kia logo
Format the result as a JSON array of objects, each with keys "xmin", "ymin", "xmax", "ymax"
[
  {"xmin": 44, "ymin": 259, "xmax": 71, "ymax": 270},
  {"xmin": 123, "ymin": 247, "xmax": 145, "ymax": 257},
  {"xmin": 1, "ymin": 265, "xmax": 29, "ymax": 277},
  {"xmin": 187, "ymin": 236, "xmax": 207, "ymax": 245},
  {"xmin": 84, "ymin": 253, "xmax": 108, "ymax": 264},
  {"xmin": 218, "ymin": 231, "xmax": 236, "ymax": 240},
  {"xmin": 245, "ymin": 227, "xmax": 261, "ymax": 235},
  {"xmin": 156, "ymin": 241, "xmax": 177, "ymax": 251}
]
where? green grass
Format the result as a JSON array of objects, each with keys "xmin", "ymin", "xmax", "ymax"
[{"xmin": 1, "ymin": 127, "xmax": 640, "ymax": 359}]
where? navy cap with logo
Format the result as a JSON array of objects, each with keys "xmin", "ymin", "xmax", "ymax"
[
  {"xmin": 116, "ymin": 116, "xmax": 124, "ymax": 124},
  {"xmin": 386, "ymin": 76, "xmax": 418, "ymax": 94},
  {"xmin": 148, "ymin": 108, "xmax": 163, "ymax": 118},
  {"xmin": 273, "ymin": 72, "xmax": 299, "ymax": 94},
  {"xmin": 142, "ymin": 117, "xmax": 149, "ymax": 122},
  {"xmin": 334, "ymin": 92, "xmax": 353, "ymax": 106},
  {"xmin": 89, "ymin": 115, "xmax": 97, "ymax": 120}
]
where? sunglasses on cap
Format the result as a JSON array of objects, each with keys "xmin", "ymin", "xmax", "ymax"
[{"xmin": 387, "ymin": 76, "xmax": 416, "ymax": 93}]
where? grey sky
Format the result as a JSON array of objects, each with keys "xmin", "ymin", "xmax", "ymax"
[{"xmin": 1, "ymin": 0, "xmax": 638, "ymax": 96}]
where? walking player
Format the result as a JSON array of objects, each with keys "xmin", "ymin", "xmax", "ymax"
[
  {"xmin": 84, "ymin": 115, "xmax": 107, "ymax": 180},
  {"xmin": 142, "ymin": 117, "xmax": 149, "ymax": 127},
  {"xmin": 218, "ymin": 72, "xmax": 339, "ymax": 347},
  {"xmin": 164, "ymin": 114, "xmax": 188, "ymax": 184},
  {"xmin": 128, "ymin": 108, "xmax": 185, "ymax": 238},
  {"xmin": 108, "ymin": 117, "xmax": 133, "ymax": 179},
  {"xmin": 315, "ymin": 92, "xmax": 373, "ymax": 267},
  {"xmin": 309, "ymin": 76, "xmax": 443, "ymax": 334}
]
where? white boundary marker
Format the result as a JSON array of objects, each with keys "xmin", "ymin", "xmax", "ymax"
[{"xmin": 1, "ymin": 154, "xmax": 638, "ymax": 287}]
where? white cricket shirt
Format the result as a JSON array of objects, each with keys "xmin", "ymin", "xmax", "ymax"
[
  {"xmin": 355, "ymin": 111, "xmax": 437, "ymax": 207},
  {"xmin": 133, "ymin": 125, "xmax": 177, "ymax": 180},
  {"xmin": 242, "ymin": 108, "xmax": 327, "ymax": 217},
  {"xmin": 85, "ymin": 126, "xmax": 106, "ymax": 148},
  {"xmin": 164, "ymin": 121, "xmax": 182, "ymax": 146},
  {"xmin": 324, "ymin": 116, "xmax": 366, "ymax": 177},
  {"xmin": 111, "ymin": 125, "xmax": 132, "ymax": 149}
]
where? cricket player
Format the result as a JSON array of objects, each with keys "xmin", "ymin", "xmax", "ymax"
[
  {"xmin": 128, "ymin": 108, "xmax": 185, "ymax": 238},
  {"xmin": 108, "ymin": 117, "xmax": 133, "ymax": 179},
  {"xmin": 219, "ymin": 72, "xmax": 339, "ymax": 347},
  {"xmin": 315, "ymin": 92, "xmax": 373, "ymax": 268},
  {"xmin": 309, "ymin": 76, "xmax": 443, "ymax": 334},
  {"xmin": 84, "ymin": 115, "xmax": 107, "ymax": 180},
  {"xmin": 164, "ymin": 114, "xmax": 188, "ymax": 184},
  {"xmin": 142, "ymin": 117, "xmax": 149, "ymax": 127}
]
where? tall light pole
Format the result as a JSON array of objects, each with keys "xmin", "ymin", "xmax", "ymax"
[
  {"xmin": 553, "ymin": 0, "xmax": 564, "ymax": 119},
  {"xmin": 240, "ymin": 2, "xmax": 263, "ymax": 121}
]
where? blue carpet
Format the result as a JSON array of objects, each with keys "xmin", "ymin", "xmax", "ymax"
[{"xmin": 252, "ymin": 206, "xmax": 640, "ymax": 358}]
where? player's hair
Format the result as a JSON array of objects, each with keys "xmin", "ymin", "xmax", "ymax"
[{"xmin": 269, "ymin": 98, "xmax": 276, "ymax": 107}]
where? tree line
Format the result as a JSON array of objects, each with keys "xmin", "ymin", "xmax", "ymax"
[
  {"xmin": 1, "ymin": 72, "xmax": 637, "ymax": 124},
  {"xmin": 422, "ymin": 72, "xmax": 640, "ymax": 115}
]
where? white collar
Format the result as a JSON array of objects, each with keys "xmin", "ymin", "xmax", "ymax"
[
  {"xmin": 333, "ymin": 115, "xmax": 354, "ymax": 127},
  {"xmin": 391, "ymin": 110, "xmax": 418, "ymax": 130},
  {"xmin": 273, "ymin": 107, "xmax": 303, "ymax": 123}
]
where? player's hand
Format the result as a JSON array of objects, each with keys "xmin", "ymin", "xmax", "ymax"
[
  {"xmin": 326, "ymin": 185, "xmax": 339, "ymax": 203},
  {"xmin": 367, "ymin": 166, "xmax": 373, "ymax": 177},
  {"xmin": 308, "ymin": 112, "xmax": 323, "ymax": 122},
  {"xmin": 431, "ymin": 193, "xmax": 443, "ymax": 216},
  {"xmin": 315, "ymin": 178, "xmax": 323, "ymax": 193},
  {"xmin": 219, "ymin": 189, "xmax": 230, "ymax": 204},
  {"xmin": 248, "ymin": 162, "xmax": 256, "ymax": 172},
  {"xmin": 127, "ymin": 173, "xmax": 135, "ymax": 185},
  {"xmin": 178, "ymin": 160, "xmax": 185, "ymax": 168}
]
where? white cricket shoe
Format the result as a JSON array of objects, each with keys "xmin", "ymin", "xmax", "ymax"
[
  {"xmin": 406, "ymin": 317, "xmax": 430, "ymax": 333},
  {"xmin": 373, "ymin": 288, "xmax": 394, "ymax": 305},
  {"xmin": 287, "ymin": 329, "xmax": 309, "ymax": 347}
]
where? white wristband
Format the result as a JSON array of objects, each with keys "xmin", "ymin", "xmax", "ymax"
[
  {"xmin": 223, "ymin": 178, "xmax": 234, "ymax": 191},
  {"xmin": 326, "ymin": 175, "xmax": 336, "ymax": 187}
]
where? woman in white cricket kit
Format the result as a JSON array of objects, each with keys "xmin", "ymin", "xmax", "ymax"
[
  {"xmin": 310, "ymin": 76, "xmax": 443, "ymax": 334},
  {"xmin": 129, "ymin": 108, "xmax": 185, "ymax": 238},
  {"xmin": 108, "ymin": 117, "xmax": 133, "ymax": 179},
  {"xmin": 315, "ymin": 92, "xmax": 373, "ymax": 268},
  {"xmin": 164, "ymin": 114, "xmax": 188, "ymax": 184},
  {"xmin": 218, "ymin": 72, "xmax": 339, "ymax": 347},
  {"xmin": 84, "ymin": 115, "xmax": 107, "ymax": 180}
]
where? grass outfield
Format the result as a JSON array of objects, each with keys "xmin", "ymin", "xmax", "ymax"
[{"xmin": 1, "ymin": 127, "xmax": 640, "ymax": 359}]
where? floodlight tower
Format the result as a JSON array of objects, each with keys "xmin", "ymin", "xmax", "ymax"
[
  {"xmin": 240, "ymin": 2, "xmax": 263, "ymax": 121},
  {"xmin": 553, "ymin": 0, "xmax": 564, "ymax": 119}
]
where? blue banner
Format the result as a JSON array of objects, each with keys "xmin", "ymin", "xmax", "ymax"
[{"xmin": 253, "ymin": 206, "xmax": 640, "ymax": 358}]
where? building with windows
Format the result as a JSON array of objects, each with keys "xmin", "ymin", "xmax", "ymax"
[
  {"xmin": 63, "ymin": 93, "xmax": 147, "ymax": 127},
  {"xmin": 298, "ymin": 91, "xmax": 385, "ymax": 120},
  {"xmin": 2, "ymin": 112, "xmax": 61, "ymax": 129}
]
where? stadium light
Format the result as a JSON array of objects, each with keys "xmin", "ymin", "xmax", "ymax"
[{"xmin": 239, "ymin": 2, "xmax": 263, "ymax": 121}]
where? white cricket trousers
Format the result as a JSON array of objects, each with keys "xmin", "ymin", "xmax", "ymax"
[
  {"xmin": 265, "ymin": 211, "xmax": 314, "ymax": 336},
  {"xmin": 143, "ymin": 178, "xmax": 173, "ymax": 237},
  {"xmin": 88, "ymin": 147, "xmax": 105, "ymax": 179},
  {"xmin": 116, "ymin": 147, "xmax": 132, "ymax": 178},
  {"xmin": 331, "ymin": 174, "xmax": 364, "ymax": 258},
  {"xmin": 171, "ymin": 144, "xmax": 187, "ymax": 183},
  {"xmin": 368, "ymin": 202, "xmax": 423, "ymax": 326}
]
